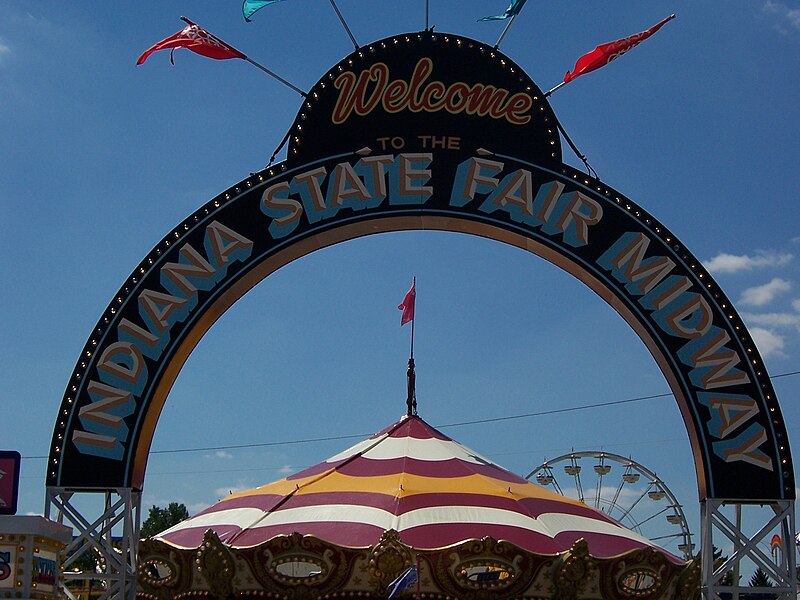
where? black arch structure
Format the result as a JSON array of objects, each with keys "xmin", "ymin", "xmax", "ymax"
[{"xmin": 47, "ymin": 32, "xmax": 792, "ymax": 503}]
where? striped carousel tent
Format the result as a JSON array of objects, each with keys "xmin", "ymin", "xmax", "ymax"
[{"xmin": 137, "ymin": 415, "xmax": 699, "ymax": 599}]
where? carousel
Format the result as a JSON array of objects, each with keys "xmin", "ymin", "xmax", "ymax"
[{"xmin": 137, "ymin": 392, "xmax": 699, "ymax": 599}]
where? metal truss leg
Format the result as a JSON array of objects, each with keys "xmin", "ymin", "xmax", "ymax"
[
  {"xmin": 701, "ymin": 499, "xmax": 796, "ymax": 600},
  {"xmin": 45, "ymin": 487, "xmax": 141, "ymax": 600}
]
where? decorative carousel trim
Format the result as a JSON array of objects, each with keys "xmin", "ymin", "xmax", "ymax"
[
  {"xmin": 553, "ymin": 539, "xmax": 597, "ymax": 600},
  {"xmin": 137, "ymin": 529, "xmax": 699, "ymax": 600},
  {"xmin": 197, "ymin": 530, "xmax": 236, "ymax": 600},
  {"xmin": 367, "ymin": 529, "xmax": 415, "ymax": 589},
  {"xmin": 244, "ymin": 530, "xmax": 355, "ymax": 597}
]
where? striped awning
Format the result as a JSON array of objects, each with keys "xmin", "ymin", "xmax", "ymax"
[{"xmin": 157, "ymin": 415, "xmax": 682, "ymax": 563}]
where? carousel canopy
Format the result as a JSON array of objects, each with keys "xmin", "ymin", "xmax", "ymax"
[{"xmin": 155, "ymin": 415, "xmax": 681, "ymax": 563}]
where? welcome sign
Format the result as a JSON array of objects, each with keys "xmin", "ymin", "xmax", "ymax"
[
  {"xmin": 286, "ymin": 34, "xmax": 560, "ymax": 169},
  {"xmin": 48, "ymin": 32, "xmax": 792, "ymax": 502}
]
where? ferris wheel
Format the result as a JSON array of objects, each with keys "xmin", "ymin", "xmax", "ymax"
[{"xmin": 527, "ymin": 451, "xmax": 695, "ymax": 561}]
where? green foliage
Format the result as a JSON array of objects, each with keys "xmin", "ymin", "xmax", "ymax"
[
  {"xmin": 62, "ymin": 544, "xmax": 101, "ymax": 596},
  {"xmin": 65, "ymin": 545, "xmax": 97, "ymax": 573},
  {"xmin": 749, "ymin": 567, "xmax": 774, "ymax": 588},
  {"xmin": 141, "ymin": 502, "xmax": 190, "ymax": 538},
  {"xmin": 712, "ymin": 546, "xmax": 735, "ymax": 586}
]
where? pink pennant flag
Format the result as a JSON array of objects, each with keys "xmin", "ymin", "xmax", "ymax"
[{"xmin": 398, "ymin": 280, "xmax": 416, "ymax": 326}]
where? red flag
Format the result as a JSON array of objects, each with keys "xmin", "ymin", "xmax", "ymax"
[
  {"xmin": 398, "ymin": 280, "xmax": 416, "ymax": 326},
  {"xmin": 137, "ymin": 20, "xmax": 246, "ymax": 65},
  {"xmin": 563, "ymin": 14, "xmax": 675, "ymax": 84}
]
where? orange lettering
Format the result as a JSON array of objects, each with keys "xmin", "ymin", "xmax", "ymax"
[{"xmin": 332, "ymin": 59, "xmax": 532, "ymax": 125}]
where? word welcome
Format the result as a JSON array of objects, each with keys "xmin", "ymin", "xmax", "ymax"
[{"xmin": 332, "ymin": 58, "xmax": 533, "ymax": 126}]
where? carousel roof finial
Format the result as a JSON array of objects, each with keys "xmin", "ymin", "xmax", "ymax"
[{"xmin": 406, "ymin": 356, "xmax": 416, "ymax": 417}]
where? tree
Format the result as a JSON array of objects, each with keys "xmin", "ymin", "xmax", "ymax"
[
  {"xmin": 62, "ymin": 544, "xmax": 101, "ymax": 598},
  {"xmin": 713, "ymin": 546, "xmax": 735, "ymax": 586},
  {"xmin": 745, "ymin": 567, "xmax": 776, "ymax": 600},
  {"xmin": 141, "ymin": 502, "xmax": 190, "ymax": 538},
  {"xmin": 749, "ymin": 567, "xmax": 774, "ymax": 588},
  {"xmin": 66, "ymin": 546, "xmax": 97, "ymax": 572}
]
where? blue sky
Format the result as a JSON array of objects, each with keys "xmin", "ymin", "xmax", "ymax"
[{"xmin": 2, "ymin": 0, "xmax": 799, "ymax": 559}]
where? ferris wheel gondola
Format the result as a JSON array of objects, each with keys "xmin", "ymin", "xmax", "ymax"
[{"xmin": 528, "ymin": 451, "xmax": 694, "ymax": 561}]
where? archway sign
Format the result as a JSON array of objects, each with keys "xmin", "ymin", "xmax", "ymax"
[{"xmin": 48, "ymin": 33, "xmax": 793, "ymax": 505}]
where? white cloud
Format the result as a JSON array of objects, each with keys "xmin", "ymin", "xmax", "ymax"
[
  {"xmin": 279, "ymin": 464, "xmax": 294, "ymax": 474},
  {"xmin": 188, "ymin": 502, "xmax": 210, "ymax": 515},
  {"xmin": 0, "ymin": 40, "xmax": 10, "ymax": 64},
  {"xmin": 763, "ymin": 1, "xmax": 800, "ymax": 32},
  {"xmin": 214, "ymin": 484, "xmax": 251, "ymax": 498},
  {"xmin": 749, "ymin": 327, "xmax": 786, "ymax": 358},
  {"xmin": 742, "ymin": 311, "xmax": 800, "ymax": 330},
  {"xmin": 793, "ymin": 298, "xmax": 800, "ymax": 312},
  {"xmin": 202, "ymin": 450, "xmax": 234, "ymax": 459},
  {"xmin": 704, "ymin": 251, "xmax": 793, "ymax": 274},
  {"xmin": 738, "ymin": 278, "xmax": 792, "ymax": 307}
]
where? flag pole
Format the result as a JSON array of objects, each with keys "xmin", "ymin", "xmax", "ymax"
[
  {"xmin": 425, "ymin": 0, "xmax": 429, "ymax": 31},
  {"xmin": 544, "ymin": 81, "xmax": 567, "ymax": 97},
  {"xmin": 494, "ymin": 14, "xmax": 517, "ymax": 48},
  {"xmin": 328, "ymin": 0, "xmax": 359, "ymax": 49},
  {"xmin": 243, "ymin": 57, "xmax": 307, "ymax": 96},
  {"xmin": 406, "ymin": 276, "xmax": 416, "ymax": 417},
  {"xmin": 410, "ymin": 276, "xmax": 416, "ymax": 360},
  {"xmin": 179, "ymin": 17, "xmax": 306, "ymax": 97}
]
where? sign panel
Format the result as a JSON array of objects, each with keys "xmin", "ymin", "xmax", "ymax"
[
  {"xmin": 0, "ymin": 544, "xmax": 16, "ymax": 589},
  {"xmin": 0, "ymin": 451, "xmax": 21, "ymax": 515},
  {"xmin": 31, "ymin": 549, "xmax": 59, "ymax": 592},
  {"xmin": 48, "ymin": 32, "xmax": 792, "ymax": 501},
  {"xmin": 286, "ymin": 33, "xmax": 561, "ymax": 170}
]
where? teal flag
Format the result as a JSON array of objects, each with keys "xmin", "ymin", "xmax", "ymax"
[
  {"xmin": 478, "ymin": 0, "xmax": 527, "ymax": 21},
  {"xmin": 243, "ymin": 0, "xmax": 287, "ymax": 21}
]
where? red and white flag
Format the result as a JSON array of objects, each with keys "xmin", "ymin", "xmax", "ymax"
[
  {"xmin": 398, "ymin": 280, "xmax": 416, "ymax": 326},
  {"xmin": 563, "ymin": 14, "xmax": 675, "ymax": 84},
  {"xmin": 137, "ymin": 20, "xmax": 246, "ymax": 65}
]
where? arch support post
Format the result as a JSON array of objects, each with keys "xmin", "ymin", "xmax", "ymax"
[
  {"xmin": 701, "ymin": 498, "xmax": 796, "ymax": 599},
  {"xmin": 45, "ymin": 487, "xmax": 141, "ymax": 600}
]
